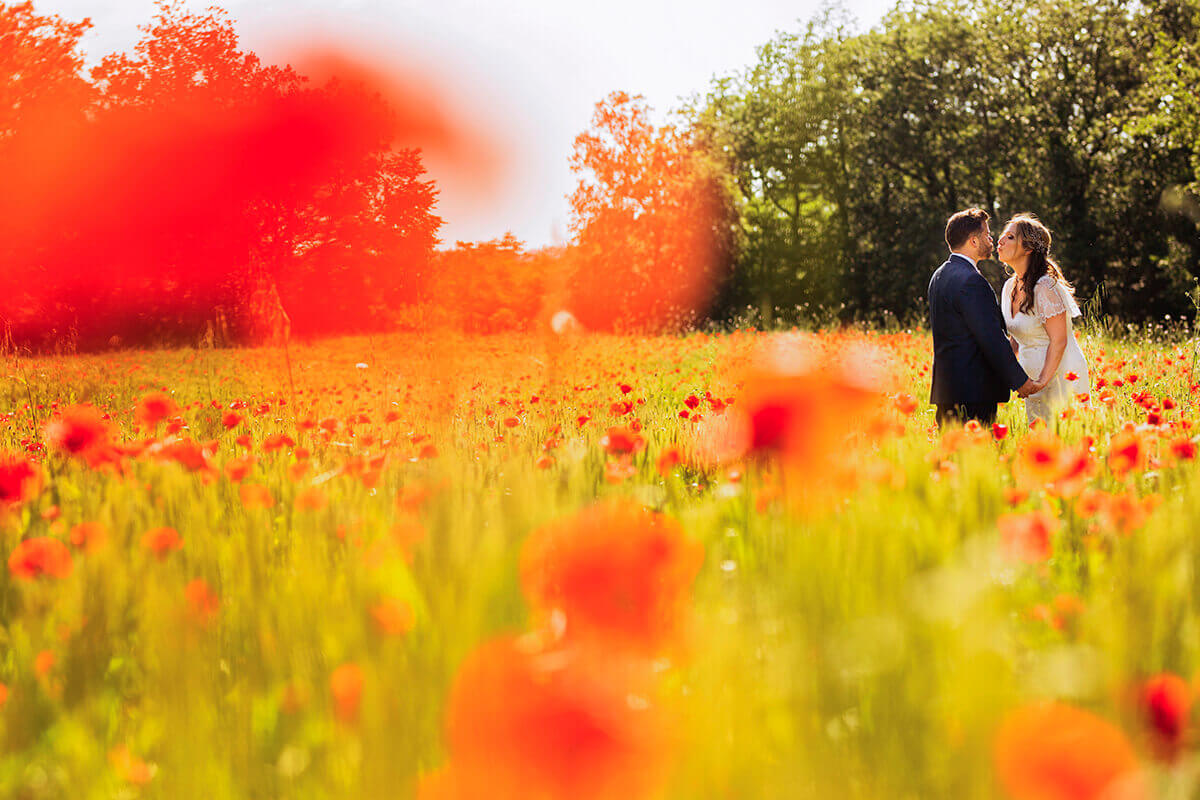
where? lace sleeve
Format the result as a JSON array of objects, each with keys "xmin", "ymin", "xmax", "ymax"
[{"xmin": 1034, "ymin": 276, "xmax": 1071, "ymax": 323}]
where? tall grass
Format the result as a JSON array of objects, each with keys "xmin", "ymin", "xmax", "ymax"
[{"xmin": 1, "ymin": 329, "xmax": 1196, "ymax": 798}]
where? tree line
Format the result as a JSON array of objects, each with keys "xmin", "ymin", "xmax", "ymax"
[
  {"xmin": 0, "ymin": 1, "xmax": 440, "ymax": 350},
  {"xmin": 2, "ymin": 0, "xmax": 1198, "ymax": 348},
  {"xmin": 688, "ymin": 0, "xmax": 1200, "ymax": 325}
]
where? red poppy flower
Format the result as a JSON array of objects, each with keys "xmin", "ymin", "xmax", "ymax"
[
  {"xmin": 656, "ymin": 447, "xmax": 682, "ymax": 477},
  {"xmin": 600, "ymin": 426, "xmax": 644, "ymax": 455},
  {"xmin": 993, "ymin": 423, "xmax": 1009, "ymax": 440},
  {"xmin": 8, "ymin": 536, "xmax": 73, "ymax": 580},
  {"xmin": 1170, "ymin": 439, "xmax": 1197, "ymax": 461},
  {"xmin": 1108, "ymin": 431, "xmax": 1147, "ymax": 478},
  {"xmin": 0, "ymin": 453, "xmax": 41, "ymax": 509},
  {"xmin": 520, "ymin": 500, "xmax": 703, "ymax": 654},
  {"xmin": 224, "ymin": 454, "xmax": 256, "ymax": 482},
  {"xmin": 894, "ymin": 393, "xmax": 919, "ymax": 415},
  {"xmin": 1140, "ymin": 673, "xmax": 1191, "ymax": 756},
  {"xmin": 43, "ymin": 405, "xmax": 114, "ymax": 458},
  {"xmin": 134, "ymin": 391, "xmax": 178, "ymax": 430}
]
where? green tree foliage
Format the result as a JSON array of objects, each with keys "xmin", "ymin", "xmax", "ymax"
[{"xmin": 692, "ymin": 0, "xmax": 1200, "ymax": 324}]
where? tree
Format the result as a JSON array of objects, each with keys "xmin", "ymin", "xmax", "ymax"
[
  {"xmin": 0, "ymin": 2, "xmax": 93, "ymax": 341},
  {"xmin": 0, "ymin": 0, "xmax": 442, "ymax": 348},
  {"xmin": 690, "ymin": 0, "xmax": 1200, "ymax": 324},
  {"xmin": 568, "ymin": 91, "xmax": 735, "ymax": 331},
  {"xmin": 0, "ymin": 1, "xmax": 92, "ymax": 138}
]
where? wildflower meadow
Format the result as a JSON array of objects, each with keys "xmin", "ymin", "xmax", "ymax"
[{"xmin": 2, "ymin": 325, "xmax": 1198, "ymax": 799}]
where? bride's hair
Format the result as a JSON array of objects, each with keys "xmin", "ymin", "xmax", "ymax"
[{"xmin": 1007, "ymin": 213, "xmax": 1074, "ymax": 315}]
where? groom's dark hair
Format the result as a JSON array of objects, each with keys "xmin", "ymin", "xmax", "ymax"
[{"xmin": 945, "ymin": 208, "xmax": 989, "ymax": 250}]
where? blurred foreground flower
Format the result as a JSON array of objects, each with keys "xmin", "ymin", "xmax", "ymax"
[
  {"xmin": 134, "ymin": 391, "xmax": 179, "ymax": 430},
  {"xmin": 1139, "ymin": 673, "xmax": 1191, "ymax": 759},
  {"xmin": 998, "ymin": 509, "xmax": 1059, "ymax": 563},
  {"xmin": 43, "ymin": 405, "xmax": 116, "ymax": 464},
  {"xmin": 330, "ymin": 662, "xmax": 364, "ymax": 724},
  {"xmin": 994, "ymin": 702, "xmax": 1145, "ymax": 800},
  {"xmin": 8, "ymin": 537, "xmax": 73, "ymax": 580},
  {"xmin": 520, "ymin": 500, "xmax": 703, "ymax": 655},
  {"xmin": 424, "ymin": 636, "xmax": 671, "ymax": 800},
  {"xmin": 0, "ymin": 453, "xmax": 41, "ymax": 511},
  {"xmin": 693, "ymin": 334, "xmax": 891, "ymax": 500}
]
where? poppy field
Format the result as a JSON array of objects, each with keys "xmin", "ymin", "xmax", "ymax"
[{"xmin": 2, "ymin": 326, "xmax": 1199, "ymax": 799}]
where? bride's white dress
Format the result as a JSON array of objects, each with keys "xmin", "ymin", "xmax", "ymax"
[{"xmin": 1001, "ymin": 274, "xmax": 1090, "ymax": 425}]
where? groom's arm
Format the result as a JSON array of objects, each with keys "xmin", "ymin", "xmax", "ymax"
[{"xmin": 957, "ymin": 277, "xmax": 1032, "ymax": 392}]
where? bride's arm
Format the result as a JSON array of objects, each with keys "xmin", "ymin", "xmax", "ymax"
[
  {"xmin": 1008, "ymin": 333, "xmax": 1019, "ymax": 357},
  {"xmin": 1036, "ymin": 312, "xmax": 1068, "ymax": 386}
]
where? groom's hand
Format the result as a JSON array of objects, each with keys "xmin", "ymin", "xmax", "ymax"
[{"xmin": 1017, "ymin": 379, "xmax": 1041, "ymax": 398}]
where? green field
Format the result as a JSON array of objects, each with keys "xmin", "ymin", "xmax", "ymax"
[{"xmin": 1, "ymin": 329, "xmax": 1196, "ymax": 799}]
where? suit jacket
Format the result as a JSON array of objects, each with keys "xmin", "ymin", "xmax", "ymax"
[{"xmin": 928, "ymin": 254, "xmax": 1029, "ymax": 405}]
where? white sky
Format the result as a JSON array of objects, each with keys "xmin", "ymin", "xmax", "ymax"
[{"xmin": 39, "ymin": 0, "xmax": 895, "ymax": 248}]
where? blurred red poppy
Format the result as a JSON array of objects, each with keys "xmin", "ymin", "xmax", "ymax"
[
  {"xmin": 43, "ymin": 405, "xmax": 114, "ymax": 460},
  {"xmin": 134, "ymin": 391, "xmax": 178, "ymax": 430},
  {"xmin": 0, "ymin": 453, "xmax": 41, "ymax": 510},
  {"xmin": 520, "ymin": 500, "xmax": 702, "ymax": 654}
]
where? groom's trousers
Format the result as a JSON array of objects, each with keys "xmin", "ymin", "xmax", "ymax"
[{"xmin": 935, "ymin": 403, "xmax": 997, "ymax": 429}]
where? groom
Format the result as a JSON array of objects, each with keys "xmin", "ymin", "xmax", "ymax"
[{"xmin": 928, "ymin": 208, "xmax": 1038, "ymax": 428}]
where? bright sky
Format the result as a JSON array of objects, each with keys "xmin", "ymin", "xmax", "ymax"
[{"xmin": 40, "ymin": 0, "xmax": 895, "ymax": 248}]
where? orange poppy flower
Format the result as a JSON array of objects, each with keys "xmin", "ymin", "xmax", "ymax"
[
  {"xmin": 141, "ymin": 527, "xmax": 183, "ymax": 559},
  {"xmin": 1015, "ymin": 429, "xmax": 1066, "ymax": 487},
  {"xmin": 8, "ymin": 537, "xmax": 73, "ymax": 580},
  {"xmin": 239, "ymin": 483, "xmax": 274, "ymax": 509},
  {"xmin": 185, "ymin": 578, "xmax": 220, "ymax": 626},
  {"xmin": 994, "ymin": 702, "xmax": 1144, "ymax": 800},
  {"xmin": 69, "ymin": 521, "xmax": 108, "ymax": 552},
  {"xmin": 438, "ymin": 636, "xmax": 671, "ymax": 800},
  {"xmin": 370, "ymin": 597, "xmax": 415, "ymax": 636},
  {"xmin": 330, "ymin": 662, "xmax": 364, "ymax": 724}
]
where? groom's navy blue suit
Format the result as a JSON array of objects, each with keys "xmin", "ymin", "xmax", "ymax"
[{"xmin": 928, "ymin": 254, "xmax": 1029, "ymax": 426}]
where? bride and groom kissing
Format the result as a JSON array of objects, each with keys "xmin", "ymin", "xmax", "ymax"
[{"xmin": 929, "ymin": 208, "xmax": 1090, "ymax": 430}]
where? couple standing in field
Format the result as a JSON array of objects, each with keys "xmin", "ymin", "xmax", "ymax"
[{"xmin": 929, "ymin": 208, "xmax": 1090, "ymax": 429}]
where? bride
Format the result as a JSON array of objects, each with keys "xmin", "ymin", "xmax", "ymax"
[{"xmin": 996, "ymin": 213, "xmax": 1090, "ymax": 426}]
